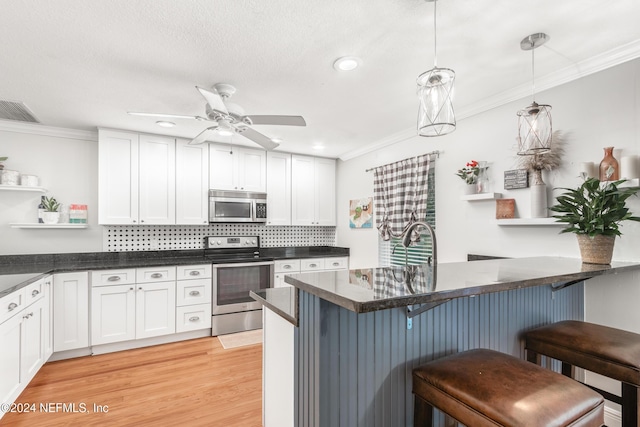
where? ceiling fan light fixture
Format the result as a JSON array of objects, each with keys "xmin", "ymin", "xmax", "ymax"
[
  {"xmin": 155, "ymin": 120, "xmax": 175, "ymax": 128},
  {"xmin": 333, "ymin": 56, "xmax": 361, "ymax": 71},
  {"xmin": 417, "ymin": 0, "xmax": 456, "ymax": 137},
  {"xmin": 517, "ymin": 32, "xmax": 552, "ymax": 155}
]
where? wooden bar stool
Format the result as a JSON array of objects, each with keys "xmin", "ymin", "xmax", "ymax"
[
  {"xmin": 412, "ymin": 348, "xmax": 604, "ymax": 427},
  {"xmin": 525, "ymin": 320, "xmax": 640, "ymax": 427}
]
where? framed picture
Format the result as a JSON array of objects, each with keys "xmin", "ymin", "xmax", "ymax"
[{"xmin": 349, "ymin": 197, "xmax": 373, "ymax": 228}]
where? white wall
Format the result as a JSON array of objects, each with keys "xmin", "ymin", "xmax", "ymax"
[
  {"xmin": 0, "ymin": 128, "xmax": 102, "ymax": 255},
  {"xmin": 336, "ymin": 58, "xmax": 640, "ymax": 268}
]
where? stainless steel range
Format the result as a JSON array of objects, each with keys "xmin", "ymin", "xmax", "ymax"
[{"xmin": 205, "ymin": 236, "xmax": 273, "ymax": 336}]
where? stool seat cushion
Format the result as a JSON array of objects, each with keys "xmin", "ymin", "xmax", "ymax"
[
  {"xmin": 413, "ymin": 348, "xmax": 604, "ymax": 427},
  {"xmin": 525, "ymin": 320, "xmax": 640, "ymax": 386}
]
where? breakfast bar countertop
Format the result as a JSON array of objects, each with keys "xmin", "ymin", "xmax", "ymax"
[{"xmin": 279, "ymin": 256, "xmax": 640, "ymax": 314}]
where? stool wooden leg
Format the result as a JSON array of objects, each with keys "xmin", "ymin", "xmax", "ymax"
[
  {"xmin": 526, "ymin": 349, "xmax": 540, "ymax": 364},
  {"xmin": 414, "ymin": 396, "xmax": 434, "ymax": 427},
  {"xmin": 561, "ymin": 362, "xmax": 574, "ymax": 379},
  {"xmin": 621, "ymin": 383, "xmax": 639, "ymax": 427}
]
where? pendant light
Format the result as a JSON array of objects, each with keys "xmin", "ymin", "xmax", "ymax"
[
  {"xmin": 417, "ymin": 0, "xmax": 456, "ymax": 137},
  {"xmin": 517, "ymin": 33, "xmax": 552, "ymax": 155}
]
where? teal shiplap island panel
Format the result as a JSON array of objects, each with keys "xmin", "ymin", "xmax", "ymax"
[{"xmin": 295, "ymin": 283, "xmax": 584, "ymax": 427}]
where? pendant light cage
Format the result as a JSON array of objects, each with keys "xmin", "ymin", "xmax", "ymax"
[
  {"xmin": 417, "ymin": 68, "xmax": 456, "ymax": 136},
  {"xmin": 517, "ymin": 32, "xmax": 552, "ymax": 155},
  {"xmin": 417, "ymin": 0, "xmax": 456, "ymax": 137}
]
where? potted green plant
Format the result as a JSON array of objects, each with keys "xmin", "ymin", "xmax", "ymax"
[
  {"xmin": 0, "ymin": 156, "xmax": 7, "ymax": 170},
  {"xmin": 41, "ymin": 196, "xmax": 61, "ymax": 224},
  {"xmin": 549, "ymin": 177, "xmax": 640, "ymax": 264}
]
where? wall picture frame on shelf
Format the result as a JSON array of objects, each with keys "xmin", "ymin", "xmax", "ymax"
[
  {"xmin": 504, "ymin": 169, "xmax": 528, "ymax": 189},
  {"xmin": 349, "ymin": 197, "xmax": 373, "ymax": 228}
]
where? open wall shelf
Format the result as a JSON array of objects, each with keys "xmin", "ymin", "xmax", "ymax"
[
  {"xmin": 460, "ymin": 192, "xmax": 502, "ymax": 201},
  {"xmin": 496, "ymin": 218, "xmax": 562, "ymax": 226},
  {"xmin": 10, "ymin": 223, "xmax": 88, "ymax": 229},
  {"xmin": 0, "ymin": 185, "xmax": 46, "ymax": 192}
]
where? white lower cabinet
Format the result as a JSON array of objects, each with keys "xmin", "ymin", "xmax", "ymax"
[
  {"xmin": 91, "ymin": 268, "xmax": 176, "ymax": 345},
  {"xmin": 274, "ymin": 257, "xmax": 348, "ymax": 288},
  {"xmin": 53, "ymin": 272, "xmax": 89, "ymax": 352},
  {"xmin": 175, "ymin": 265, "xmax": 212, "ymax": 333},
  {"xmin": 0, "ymin": 277, "xmax": 51, "ymax": 418}
]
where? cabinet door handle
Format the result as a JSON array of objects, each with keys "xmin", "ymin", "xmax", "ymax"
[
  {"xmin": 283, "ymin": 265, "xmax": 291, "ymax": 270},
  {"xmin": 189, "ymin": 290, "xmax": 201, "ymax": 296},
  {"xmin": 332, "ymin": 262, "xmax": 339, "ymax": 267},
  {"xmin": 189, "ymin": 271, "xmax": 201, "ymax": 276},
  {"xmin": 138, "ymin": 287, "xmax": 143, "ymax": 290},
  {"xmin": 31, "ymin": 289, "xmax": 40, "ymax": 297},
  {"xmin": 107, "ymin": 276, "xmax": 121, "ymax": 282},
  {"xmin": 8, "ymin": 302, "xmax": 18, "ymax": 311},
  {"xmin": 189, "ymin": 316, "xmax": 200, "ymax": 322},
  {"xmin": 309, "ymin": 263, "xmax": 317, "ymax": 268},
  {"xmin": 150, "ymin": 273, "xmax": 163, "ymax": 279},
  {"xmin": 129, "ymin": 287, "xmax": 134, "ymax": 291}
]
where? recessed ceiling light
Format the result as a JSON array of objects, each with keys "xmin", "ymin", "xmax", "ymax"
[
  {"xmin": 271, "ymin": 138, "xmax": 283, "ymax": 143},
  {"xmin": 312, "ymin": 144, "xmax": 325, "ymax": 151},
  {"xmin": 156, "ymin": 121, "xmax": 175, "ymax": 128},
  {"xmin": 333, "ymin": 56, "xmax": 361, "ymax": 71}
]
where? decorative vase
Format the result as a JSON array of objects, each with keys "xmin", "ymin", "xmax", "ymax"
[
  {"xmin": 42, "ymin": 211, "xmax": 60, "ymax": 224},
  {"xmin": 530, "ymin": 169, "xmax": 547, "ymax": 218},
  {"xmin": 463, "ymin": 183, "xmax": 477, "ymax": 195},
  {"xmin": 599, "ymin": 147, "xmax": 619, "ymax": 181},
  {"xmin": 576, "ymin": 234, "xmax": 615, "ymax": 265},
  {"xmin": 476, "ymin": 161, "xmax": 490, "ymax": 193}
]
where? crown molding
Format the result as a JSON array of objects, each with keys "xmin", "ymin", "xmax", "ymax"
[
  {"xmin": 0, "ymin": 120, "xmax": 98, "ymax": 141},
  {"xmin": 339, "ymin": 39, "xmax": 640, "ymax": 162}
]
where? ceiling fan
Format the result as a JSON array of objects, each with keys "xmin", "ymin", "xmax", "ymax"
[{"xmin": 128, "ymin": 83, "xmax": 306, "ymax": 150}]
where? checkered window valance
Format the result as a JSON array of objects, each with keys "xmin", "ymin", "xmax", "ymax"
[{"xmin": 373, "ymin": 154, "xmax": 434, "ymax": 242}]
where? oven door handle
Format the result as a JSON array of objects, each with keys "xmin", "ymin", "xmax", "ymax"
[{"xmin": 212, "ymin": 261, "xmax": 274, "ymax": 268}]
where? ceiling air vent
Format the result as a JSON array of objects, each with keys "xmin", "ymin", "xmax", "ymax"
[{"xmin": 0, "ymin": 100, "xmax": 40, "ymax": 123}]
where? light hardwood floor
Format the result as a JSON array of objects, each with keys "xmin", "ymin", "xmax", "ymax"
[{"xmin": 1, "ymin": 337, "xmax": 262, "ymax": 427}]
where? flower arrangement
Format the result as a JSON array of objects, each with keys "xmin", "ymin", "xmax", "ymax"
[{"xmin": 456, "ymin": 160, "xmax": 480, "ymax": 184}]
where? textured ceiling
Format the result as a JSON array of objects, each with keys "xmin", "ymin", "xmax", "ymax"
[{"xmin": 1, "ymin": 0, "xmax": 639, "ymax": 159}]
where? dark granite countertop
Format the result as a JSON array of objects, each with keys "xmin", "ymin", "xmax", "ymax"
[
  {"xmin": 280, "ymin": 257, "xmax": 640, "ymax": 314},
  {"xmin": 0, "ymin": 246, "xmax": 349, "ymax": 298},
  {"xmin": 250, "ymin": 287, "xmax": 298, "ymax": 326}
]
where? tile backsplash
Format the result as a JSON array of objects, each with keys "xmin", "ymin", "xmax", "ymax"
[{"xmin": 103, "ymin": 224, "xmax": 336, "ymax": 252}]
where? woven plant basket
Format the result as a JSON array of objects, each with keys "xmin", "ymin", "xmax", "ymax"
[{"xmin": 576, "ymin": 234, "xmax": 615, "ymax": 265}]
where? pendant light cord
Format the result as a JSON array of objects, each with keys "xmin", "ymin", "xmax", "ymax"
[
  {"xmin": 531, "ymin": 43, "xmax": 536, "ymax": 102},
  {"xmin": 433, "ymin": 0, "xmax": 438, "ymax": 68}
]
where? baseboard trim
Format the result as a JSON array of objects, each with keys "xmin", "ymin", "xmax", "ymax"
[{"xmin": 604, "ymin": 405, "xmax": 622, "ymax": 427}]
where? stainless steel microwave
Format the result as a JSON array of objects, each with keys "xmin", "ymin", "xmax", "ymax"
[{"xmin": 208, "ymin": 190, "xmax": 267, "ymax": 223}]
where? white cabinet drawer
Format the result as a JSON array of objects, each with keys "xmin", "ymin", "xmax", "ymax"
[
  {"xmin": 176, "ymin": 264, "xmax": 212, "ymax": 280},
  {"xmin": 176, "ymin": 279, "xmax": 212, "ymax": 306},
  {"xmin": 136, "ymin": 266, "xmax": 176, "ymax": 283},
  {"xmin": 24, "ymin": 278, "xmax": 46, "ymax": 305},
  {"xmin": 300, "ymin": 258, "xmax": 325, "ymax": 271},
  {"xmin": 91, "ymin": 269, "xmax": 136, "ymax": 286},
  {"xmin": 324, "ymin": 257, "xmax": 349, "ymax": 270},
  {"xmin": 176, "ymin": 304, "xmax": 212, "ymax": 332},
  {"xmin": 0, "ymin": 288, "xmax": 25, "ymax": 324},
  {"xmin": 274, "ymin": 259, "xmax": 301, "ymax": 274}
]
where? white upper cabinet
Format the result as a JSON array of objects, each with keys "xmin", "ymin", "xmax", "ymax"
[
  {"xmin": 98, "ymin": 129, "xmax": 176, "ymax": 225},
  {"xmin": 138, "ymin": 133, "xmax": 176, "ymax": 224},
  {"xmin": 266, "ymin": 152, "xmax": 292, "ymax": 225},
  {"xmin": 176, "ymin": 138, "xmax": 209, "ymax": 225},
  {"xmin": 291, "ymin": 155, "xmax": 336, "ymax": 226},
  {"xmin": 209, "ymin": 143, "xmax": 266, "ymax": 192},
  {"xmin": 98, "ymin": 129, "xmax": 139, "ymax": 224}
]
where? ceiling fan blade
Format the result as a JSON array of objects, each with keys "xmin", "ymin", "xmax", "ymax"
[
  {"xmin": 127, "ymin": 111, "xmax": 205, "ymax": 120},
  {"xmin": 244, "ymin": 115, "xmax": 306, "ymax": 126},
  {"xmin": 196, "ymin": 86, "xmax": 228, "ymax": 115},
  {"xmin": 188, "ymin": 127, "xmax": 216, "ymax": 145},
  {"xmin": 238, "ymin": 127, "xmax": 279, "ymax": 150}
]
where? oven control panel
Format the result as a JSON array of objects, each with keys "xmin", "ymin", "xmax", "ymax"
[{"xmin": 205, "ymin": 236, "xmax": 259, "ymax": 249}]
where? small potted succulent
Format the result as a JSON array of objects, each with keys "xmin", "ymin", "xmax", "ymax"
[
  {"xmin": 41, "ymin": 196, "xmax": 61, "ymax": 224},
  {"xmin": 0, "ymin": 156, "xmax": 7, "ymax": 170},
  {"xmin": 550, "ymin": 177, "xmax": 640, "ymax": 264}
]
